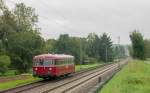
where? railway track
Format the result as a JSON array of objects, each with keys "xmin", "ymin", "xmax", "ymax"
[
  {"xmin": 0, "ymin": 62, "xmax": 112, "ymax": 93},
  {"xmin": 20, "ymin": 61, "xmax": 124, "ymax": 93},
  {"xmin": 0, "ymin": 79, "xmax": 54, "ymax": 93},
  {"xmin": 0, "ymin": 59, "xmax": 128, "ymax": 93},
  {"xmin": 42, "ymin": 63, "xmax": 118, "ymax": 93}
]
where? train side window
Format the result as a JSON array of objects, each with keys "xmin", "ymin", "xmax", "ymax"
[
  {"xmin": 52, "ymin": 60, "xmax": 54, "ymax": 65},
  {"xmin": 62, "ymin": 59, "xmax": 65, "ymax": 65},
  {"xmin": 69, "ymin": 58, "xmax": 71, "ymax": 65},
  {"xmin": 70, "ymin": 58, "xmax": 72, "ymax": 64},
  {"xmin": 68, "ymin": 59, "xmax": 70, "ymax": 65},
  {"xmin": 71, "ymin": 58, "xmax": 74, "ymax": 64},
  {"xmin": 67, "ymin": 59, "xmax": 69, "ymax": 64},
  {"xmin": 62, "ymin": 60, "xmax": 64, "ymax": 65},
  {"xmin": 49, "ymin": 60, "xmax": 52, "ymax": 65},
  {"xmin": 67, "ymin": 59, "xmax": 69, "ymax": 65},
  {"xmin": 58, "ymin": 60, "xmax": 60, "ymax": 65},
  {"xmin": 66, "ymin": 59, "xmax": 68, "ymax": 65},
  {"xmin": 54, "ymin": 60, "xmax": 57, "ymax": 65},
  {"xmin": 69, "ymin": 59, "xmax": 71, "ymax": 64},
  {"xmin": 51, "ymin": 60, "xmax": 53, "ymax": 65},
  {"xmin": 61, "ymin": 60, "xmax": 65, "ymax": 65},
  {"xmin": 56, "ymin": 60, "xmax": 61, "ymax": 65},
  {"xmin": 54, "ymin": 60, "xmax": 58, "ymax": 65},
  {"xmin": 59, "ymin": 60, "xmax": 61, "ymax": 65},
  {"xmin": 54, "ymin": 60, "xmax": 56, "ymax": 65},
  {"xmin": 64, "ymin": 59, "xmax": 67, "ymax": 65}
]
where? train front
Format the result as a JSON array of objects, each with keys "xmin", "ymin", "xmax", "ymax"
[{"xmin": 32, "ymin": 55, "xmax": 56, "ymax": 79}]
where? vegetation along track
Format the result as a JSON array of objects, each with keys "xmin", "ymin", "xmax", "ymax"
[{"xmin": 0, "ymin": 63, "xmax": 112, "ymax": 93}]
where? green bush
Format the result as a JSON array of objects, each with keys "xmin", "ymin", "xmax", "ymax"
[
  {"xmin": 0, "ymin": 55, "xmax": 11, "ymax": 74},
  {"xmin": 85, "ymin": 57, "xmax": 99, "ymax": 64}
]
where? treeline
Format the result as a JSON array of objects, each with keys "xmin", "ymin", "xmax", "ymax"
[
  {"xmin": 0, "ymin": 1, "xmax": 128, "ymax": 74},
  {"xmin": 46, "ymin": 33, "xmax": 127, "ymax": 64},
  {"xmin": 0, "ymin": 2, "xmax": 44, "ymax": 74},
  {"xmin": 130, "ymin": 30, "xmax": 150, "ymax": 60}
]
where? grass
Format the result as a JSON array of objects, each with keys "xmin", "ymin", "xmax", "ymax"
[
  {"xmin": 0, "ymin": 70, "xmax": 16, "ymax": 76},
  {"xmin": 0, "ymin": 75, "xmax": 41, "ymax": 91},
  {"xmin": 99, "ymin": 60, "xmax": 150, "ymax": 93},
  {"xmin": 75, "ymin": 63, "xmax": 99, "ymax": 72}
]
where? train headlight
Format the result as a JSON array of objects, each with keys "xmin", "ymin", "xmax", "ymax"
[
  {"xmin": 49, "ymin": 68, "xmax": 52, "ymax": 71},
  {"xmin": 35, "ymin": 67, "xmax": 37, "ymax": 71}
]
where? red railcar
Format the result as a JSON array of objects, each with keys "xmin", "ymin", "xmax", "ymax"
[{"xmin": 32, "ymin": 54, "xmax": 75, "ymax": 79}]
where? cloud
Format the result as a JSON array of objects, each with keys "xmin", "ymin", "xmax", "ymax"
[{"xmin": 5, "ymin": 0, "xmax": 150, "ymax": 44}]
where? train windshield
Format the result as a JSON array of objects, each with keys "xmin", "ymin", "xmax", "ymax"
[{"xmin": 33, "ymin": 59, "xmax": 54, "ymax": 66}]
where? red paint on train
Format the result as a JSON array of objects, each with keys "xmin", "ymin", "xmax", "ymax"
[{"xmin": 32, "ymin": 54, "xmax": 75, "ymax": 79}]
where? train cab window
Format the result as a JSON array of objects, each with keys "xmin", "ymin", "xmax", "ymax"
[
  {"xmin": 39, "ymin": 59, "xmax": 44, "ymax": 65},
  {"xmin": 43, "ymin": 60, "xmax": 54, "ymax": 66},
  {"xmin": 33, "ymin": 61, "xmax": 37, "ymax": 66},
  {"xmin": 33, "ymin": 59, "xmax": 55, "ymax": 66}
]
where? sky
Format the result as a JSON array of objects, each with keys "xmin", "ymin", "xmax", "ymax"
[{"xmin": 4, "ymin": 0, "xmax": 150, "ymax": 44}]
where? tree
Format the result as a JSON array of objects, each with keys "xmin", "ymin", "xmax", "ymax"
[
  {"xmin": 55, "ymin": 34, "xmax": 81, "ymax": 64},
  {"xmin": 0, "ymin": 2, "xmax": 44, "ymax": 73},
  {"xmin": 43, "ymin": 39, "xmax": 56, "ymax": 53},
  {"xmin": 0, "ymin": 55, "xmax": 10, "ymax": 74},
  {"xmin": 0, "ymin": 0, "xmax": 17, "ymax": 52},
  {"xmin": 98, "ymin": 33, "xmax": 114, "ymax": 62},
  {"xmin": 128, "ymin": 45, "xmax": 133, "ymax": 57},
  {"xmin": 113, "ymin": 45, "xmax": 129, "ymax": 59},
  {"xmin": 87, "ymin": 33, "xmax": 99, "ymax": 58},
  {"xmin": 54, "ymin": 34, "xmax": 91, "ymax": 64},
  {"xmin": 14, "ymin": 3, "xmax": 38, "ymax": 32},
  {"xmin": 144, "ymin": 39, "xmax": 150, "ymax": 58},
  {"xmin": 7, "ymin": 31, "xmax": 44, "ymax": 73},
  {"xmin": 55, "ymin": 34, "xmax": 71, "ymax": 54},
  {"xmin": 130, "ymin": 31, "xmax": 146, "ymax": 60}
]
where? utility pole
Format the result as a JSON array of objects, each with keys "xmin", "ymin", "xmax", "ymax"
[
  {"xmin": 117, "ymin": 36, "xmax": 120, "ymax": 60},
  {"xmin": 105, "ymin": 46, "xmax": 108, "ymax": 62},
  {"xmin": 117, "ymin": 36, "xmax": 120, "ymax": 69},
  {"xmin": 80, "ymin": 38, "xmax": 82, "ymax": 70}
]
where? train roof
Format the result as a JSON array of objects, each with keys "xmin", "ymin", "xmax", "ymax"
[{"xmin": 33, "ymin": 54, "xmax": 74, "ymax": 59}]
